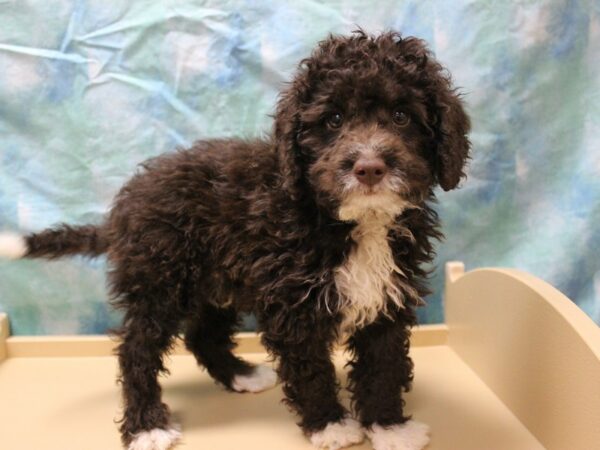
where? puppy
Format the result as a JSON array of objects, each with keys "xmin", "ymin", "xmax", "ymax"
[{"xmin": 0, "ymin": 30, "xmax": 470, "ymax": 450}]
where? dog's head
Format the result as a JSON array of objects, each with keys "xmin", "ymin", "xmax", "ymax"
[{"xmin": 274, "ymin": 31, "xmax": 470, "ymax": 222}]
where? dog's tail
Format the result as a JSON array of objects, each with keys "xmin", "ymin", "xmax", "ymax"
[{"xmin": 0, "ymin": 224, "xmax": 109, "ymax": 260}]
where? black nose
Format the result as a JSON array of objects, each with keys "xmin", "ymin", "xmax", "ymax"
[{"xmin": 353, "ymin": 158, "xmax": 387, "ymax": 186}]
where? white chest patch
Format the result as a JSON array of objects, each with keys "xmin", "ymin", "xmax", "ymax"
[{"xmin": 334, "ymin": 192, "xmax": 414, "ymax": 338}]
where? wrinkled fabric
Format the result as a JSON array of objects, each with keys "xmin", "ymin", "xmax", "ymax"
[{"xmin": 0, "ymin": 1, "xmax": 598, "ymax": 335}]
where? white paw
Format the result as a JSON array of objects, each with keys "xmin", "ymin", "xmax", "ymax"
[
  {"xmin": 366, "ymin": 421, "xmax": 430, "ymax": 450},
  {"xmin": 310, "ymin": 417, "xmax": 365, "ymax": 450},
  {"xmin": 128, "ymin": 426, "xmax": 181, "ymax": 450},
  {"xmin": 231, "ymin": 364, "xmax": 278, "ymax": 393}
]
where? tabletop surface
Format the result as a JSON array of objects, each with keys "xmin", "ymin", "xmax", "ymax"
[{"xmin": 0, "ymin": 347, "xmax": 543, "ymax": 450}]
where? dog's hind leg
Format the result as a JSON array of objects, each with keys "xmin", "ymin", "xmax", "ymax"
[
  {"xmin": 116, "ymin": 307, "xmax": 182, "ymax": 450},
  {"xmin": 184, "ymin": 303, "xmax": 277, "ymax": 393}
]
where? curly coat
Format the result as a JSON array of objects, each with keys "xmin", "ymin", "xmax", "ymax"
[{"xmin": 11, "ymin": 31, "xmax": 470, "ymax": 447}]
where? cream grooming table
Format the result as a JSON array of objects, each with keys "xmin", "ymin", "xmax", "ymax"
[{"xmin": 1, "ymin": 262, "xmax": 599, "ymax": 449}]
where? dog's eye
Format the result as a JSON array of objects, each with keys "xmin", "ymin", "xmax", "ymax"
[
  {"xmin": 392, "ymin": 109, "xmax": 410, "ymax": 127},
  {"xmin": 327, "ymin": 112, "xmax": 344, "ymax": 129}
]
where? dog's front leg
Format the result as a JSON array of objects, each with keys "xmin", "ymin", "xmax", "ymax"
[
  {"xmin": 259, "ymin": 307, "xmax": 364, "ymax": 450},
  {"xmin": 348, "ymin": 308, "xmax": 430, "ymax": 450}
]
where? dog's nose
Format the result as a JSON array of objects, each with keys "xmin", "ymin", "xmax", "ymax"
[{"xmin": 353, "ymin": 158, "xmax": 387, "ymax": 186}]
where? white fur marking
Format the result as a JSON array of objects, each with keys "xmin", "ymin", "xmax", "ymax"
[
  {"xmin": 128, "ymin": 426, "xmax": 181, "ymax": 450},
  {"xmin": 0, "ymin": 232, "xmax": 27, "ymax": 259},
  {"xmin": 335, "ymin": 192, "xmax": 416, "ymax": 337},
  {"xmin": 310, "ymin": 417, "xmax": 365, "ymax": 450},
  {"xmin": 367, "ymin": 421, "xmax": 430, "ymax": 450},
  {"xmin": 231, "ymin": 364, "xmax": 278, "ymax": 393}
]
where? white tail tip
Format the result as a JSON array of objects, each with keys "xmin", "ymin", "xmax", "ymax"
[{"xmin": 0, "ymin": 232, "xmax": 27, "ymax": 259}]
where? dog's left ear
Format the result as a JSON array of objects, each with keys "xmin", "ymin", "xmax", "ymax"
[
  {"xmin": 432, "ymin": 86, "xmax": 471, "ymax": 191},
  {"xmin": 398, "ymin": 36, "xmax": 471, "ymax": 191}
]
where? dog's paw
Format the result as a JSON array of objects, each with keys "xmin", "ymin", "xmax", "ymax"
[
  {"xmin": 128, "ymin": 426, "xmax": 181, "ymax": 450},
  {"xmin": 366, "ymin": 421, "xmax": 430, "ymax": 450},
  {"xmin": 231, "ymin": 364, "xmax": 278, "ymax": 393},
  {"xmin": 309, "ymin": 417, "xmax": 365, "ymax": 450}
]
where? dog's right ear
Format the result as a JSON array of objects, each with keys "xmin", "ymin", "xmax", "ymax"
[{"xmin": 274, "ymin": 86, "xmax": 304, "ymax": 199}]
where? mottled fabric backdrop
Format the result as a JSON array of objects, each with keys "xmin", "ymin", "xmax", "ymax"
[{"xmin": 0, "ymin": 1, "xmax": 598, "ymax": 335}]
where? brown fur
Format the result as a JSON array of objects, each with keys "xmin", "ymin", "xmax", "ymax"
[{"xmin": 18, "ymin": 30, "xmax": 470, "ymax": 446}]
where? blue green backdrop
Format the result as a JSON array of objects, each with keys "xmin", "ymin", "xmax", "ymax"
[{"xmin": 0, "ymin": 0, "xmax": 599, "ymax": 335}]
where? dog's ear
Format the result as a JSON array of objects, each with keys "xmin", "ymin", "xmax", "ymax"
[
  {"xmin": 274, "ymin": 85, "xmax": 304, "ymax": 198},
  {"xmin": 395, "ymin": 36, "xmax": 471, "ymax": 191},
  {"xmin": 431, "ymin": 86, "xmax": 471, "ymax": 191}
]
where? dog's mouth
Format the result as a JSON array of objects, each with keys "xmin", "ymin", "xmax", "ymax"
[
  {"xmin": 337, "ymin": 173, "xmax": 409, "ymax": 223},
  {"xmin": 355, "ymin": 184, "xmax": 382, "ymax": 196},
  {"xmin": 337, "ymin": 189, "xmax": 408, "ymax": 223}
]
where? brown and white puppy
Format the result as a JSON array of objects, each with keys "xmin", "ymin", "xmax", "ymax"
[{"xmin": 0, "ymin": 30, "xmax": 470, "ymax": 450}]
